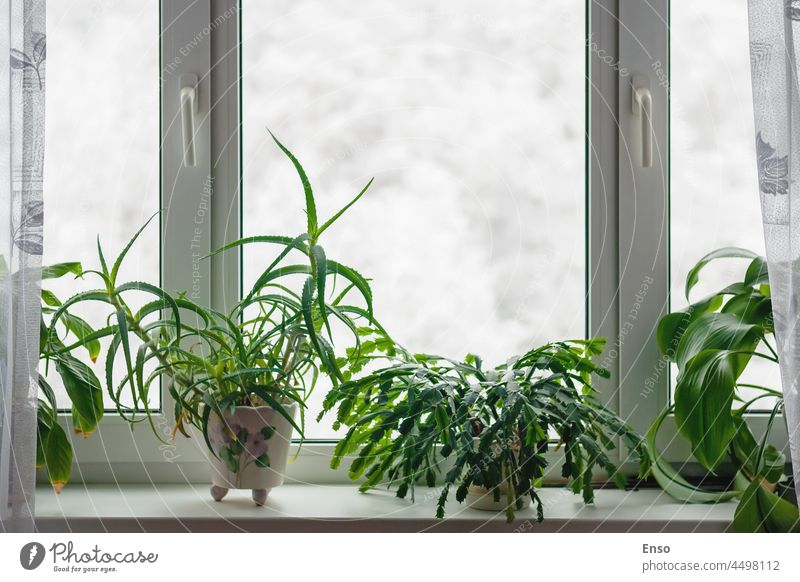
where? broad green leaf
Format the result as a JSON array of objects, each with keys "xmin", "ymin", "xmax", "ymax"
[
  {"xmin": 54, "ymin": 355, "xmax": 104, "ymax": 435},
  {"xmin": 42, "ymin": 422, "xmax": 73, "ymax": 493},
  {"xmin": 733, "ymin": 479, "xmax": 800, "ymax": 532},
  {"xmin": 761, "ymin": 445, "xmax": 787, "ymax": 485},
  {"xmin": 744, "ymin": 256, "xmax": 769, "ymax": 287},
  {"xmin": 72, "ymin": 405, "xmax": 97, "ymax": 438},
  {"xmin": 36, "ymin": 423, "xmax": 49, "ymax": 468},
  {"xmin": 674, "ymin": 350, "xmax": 738, "ymax": 470},
  {"xmin": 41, "ymin": 262, "xmax": 82, "ymax": 280},
  {"xmin": 41, "ymin": 289, "xmax": 61, "ymax": 307},
  {"xmin": 730, "ymin": 414, "xmax": 759, "ymax": 478},
  {"xmin": 38, "ymin": 373, "xmax": 58, "ymax": 413},
  {"xmin": 61, "ymin": 312, "xmax": 101, "ymax": 362},
  {"xmin": 656, "ymin": 294, "xmax": 723, "ymax": 359},
  {"xmin": 675, "ymin": 312, "xmax": 759, "ymax": 374},
  {"xmin": 720, "ymin": 291, "xmax": 772, "ymax": 327},
  {"xmin": 685, "ymin": 247, "xmax": 757, "ymax": 301}
]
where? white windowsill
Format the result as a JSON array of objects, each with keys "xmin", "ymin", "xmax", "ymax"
[{"xmin": 35, "ymin": 484, "xmax": 736, "ymax": 532}]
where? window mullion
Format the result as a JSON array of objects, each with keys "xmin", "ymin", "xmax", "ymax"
[
  {"xmin": 588, "ymin": 0, "xmax": 622, "ymax": 438},
  {"xmin": 161, "ymin": 0, "xmax": 213, "ymax": 313},
  {"xmin": 209, "ymin": 0, "xmax": 241, "ymax": 315},
  {"xmin": 616, "ymin": 0, "xmax": 670, "ymax": 436}
]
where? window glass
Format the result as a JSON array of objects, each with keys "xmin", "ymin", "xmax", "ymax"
[
  {"xmin": 242, "ymin": 1, "xmax": 586, "ymax": 438},
  {"xmin": 44, "ymin": 1, "xmax": 160, "ymax": 410},
  {"xmin": 671, "ymin": 2, "xmax": 778, "ymax": 408}
]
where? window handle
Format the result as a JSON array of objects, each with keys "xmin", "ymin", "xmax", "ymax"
[
  {"xmin": 631, "ymin": 79, "xmax": 652, "ymax": 168},
  {"xmin": 180, "ymin": 75, "xmax": 198, "ymax": 168}
]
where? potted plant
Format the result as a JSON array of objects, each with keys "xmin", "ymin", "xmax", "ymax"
[
  {"xmin": 47, "ymin": 134, "xmax": 381, "ymax": 504},
  {"xmin": 321, "ymin": 339, "xmax": 649, "ymax": 522},
  {"xmin": 6, "ymin": 259, "xmax": 104, "ymax": 493},
  {"xmin": 650, "ymin": 247, "xmax": 800, "ymax": 532}
]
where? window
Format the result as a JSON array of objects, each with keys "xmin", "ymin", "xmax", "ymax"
[
  {"xmin": 56, "ymin": 1, "xmax": 786, "ymax": 481},
  {"xmin": 241, "ymin": 0, "xmax": 586, "ymax": 438}
]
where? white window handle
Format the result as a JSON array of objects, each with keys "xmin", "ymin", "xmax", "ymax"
[
  {"xmin": 631, "ymin": 80, "xmax": 652, "ymax": 168},
  {"xmin": 180, "ymin": 75, "xmax": 198, "ymax": 168}
]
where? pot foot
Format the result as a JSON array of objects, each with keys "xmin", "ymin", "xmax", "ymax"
[
  {"xmin": 210, "ymin": 485, "xmax": 229, "ymax": 502},
  {"xmin": 252, "ymin": 488, "xmax": 269, "ymax": 506}
]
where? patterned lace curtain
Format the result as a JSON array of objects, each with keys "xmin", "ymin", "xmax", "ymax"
[
  {"xmin": 0, "ymin": 0, "xmax": 46, "ymax": 533},
  {"xmin": 748, "ymin": 0, "xmax": 800, "ymax": 505}
]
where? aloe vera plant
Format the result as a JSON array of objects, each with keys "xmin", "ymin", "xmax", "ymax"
[
  {"xmin": 322, "ymin": 339, "xmax": 649, "ymax": 522},
  {"xmin": 650, "ymin": 248, "xmax": 800, "ymax": 532},
  {"xmin": 45, "ymin": 134, "xmax": 385, "ymax": 468}
]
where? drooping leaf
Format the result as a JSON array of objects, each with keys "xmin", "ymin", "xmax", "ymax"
[
  {"xmin": 61, "ymin": 312, "xmax": 101, "ymax": 362},
  {"xmin": 675, "ymin": 312, "xmax": 759, "ymax": 374},
  {"xmin": 656, "ymin": 294, "xmax": 723, "ymax": 359},
  {"xmin": 744, "ymin": 256, "xmax": 769, "ymax": 287},
  {"xmin": 41, "ymin": 262, "xmax": 82, "ymax": 280},
  {"xmin": 684, "ymin": 247, "xmax": 757, "ymax": 301},
  {"xmin": 645, "ymin": 407, "xmax": 739, "ymax": 503},
  {"xmin": 41, "ymin": 289, "xmax": 61, "ymax": 307},
  {"xmin": 327, "ymin": 260, "xmax": 373, "ymax": 316},
  {"xmin": 673, "ymin": 350, "xmax": 738, "ymax": 470},
  {"xmin": 54, "ymin": 355, "xmax": 104, "ymax": 435},
  {"xmin": 733, "ymin": 479, "xmax": 800, "ymax": 533},
  {"xmin": 42, "ymin": 422, "xmax": 73, "ymax": 493}
]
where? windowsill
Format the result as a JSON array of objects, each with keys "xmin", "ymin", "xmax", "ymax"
[{"xmin": 35, "ymin": 484, "xmax": 736, "ymax": 532}]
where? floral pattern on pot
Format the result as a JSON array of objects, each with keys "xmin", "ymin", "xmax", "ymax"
[{"xmin": 208, "ymin": 411, "xmax": 278, "ymax": 475}]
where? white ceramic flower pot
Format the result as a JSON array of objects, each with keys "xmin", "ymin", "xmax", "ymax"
[{"xmin": 205, "ymin": 403, "xmax": 297, "ymax": 505}]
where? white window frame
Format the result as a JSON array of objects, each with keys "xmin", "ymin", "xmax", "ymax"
[{"xmin": 59, "ymin": 0, "xmax": 789, "ymax": 485}]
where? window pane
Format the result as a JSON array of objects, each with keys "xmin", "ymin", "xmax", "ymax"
[
  {"xmin": 44, "ymin": 2, "xmax": 159, "ymax": 410},
  {"xmin": 671, "ymin": 2, "xmax": 779, "ymax": 407},
  {"xmin": 242, "ymin": 1, "xmax": 586, "ymax": 437}
]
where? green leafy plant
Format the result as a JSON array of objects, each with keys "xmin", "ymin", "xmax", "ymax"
[
  {"xmin": 0, "ymin": 259, "xmax": 105, "ymax": 493},
  {"xmin": 322, "ymin": 339, "xmax": 649, "ymax": 522},
  {"xmin": 650, "ymin": 247, "xmax": 800, "ymax": 532},
  {"xmin": 46, "ymin": 134, "xmax": 383, "ymax": 466}
]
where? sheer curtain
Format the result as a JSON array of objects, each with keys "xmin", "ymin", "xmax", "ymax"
[
  {"xmin": 0, "ymin": 0, "xmax": 46, "ymax": 533},
  {"xmin": 748, "ymin": 0, "xmax": 800, "ymax": 505}
]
